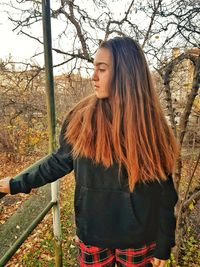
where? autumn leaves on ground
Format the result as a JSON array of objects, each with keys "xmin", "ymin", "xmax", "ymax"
[
  {"xmin": 0, "ymin": 153, "xmax": 78, "ymax": 267},
  {"xmin": 0, "ymin": 152, "xmax": 200, "ymax": 267}
]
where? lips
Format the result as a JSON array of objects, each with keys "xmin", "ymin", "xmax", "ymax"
[{"xmin": 94, "ymin": 85, "xmax": 100, "ymax": 90}]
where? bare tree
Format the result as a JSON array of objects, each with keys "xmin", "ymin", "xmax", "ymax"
[{"xmin": 1, "ymin": 0, "xmax": 200, "ymax": 265}]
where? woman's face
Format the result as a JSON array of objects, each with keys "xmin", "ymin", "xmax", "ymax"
[{"xmin": 92, "ymin": 47, "xmax": 112, "ymax": 99}]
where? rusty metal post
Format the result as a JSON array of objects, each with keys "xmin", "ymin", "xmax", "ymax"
[{"xmin": 42, "ymin": 1, "xmax": 63, "ymax": 266}]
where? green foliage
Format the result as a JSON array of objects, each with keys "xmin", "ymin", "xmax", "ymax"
[
  {"xmin": 188, "ymin": 199, "xmax": 196, "ymax": 211},
  {"xmin": 22, "ymin": 250, "xmax": 54, "ymax": 267},
  {"xmin": 167, "ymin": 253, "xmax": 176, "ymax": 267},
  {"xmin": 179, "ymin": 227, "xmax": 200, "ymax": 267},
  {"xmin": 21, "ymin": 231, "xmax": 55, "ymax": 267}
]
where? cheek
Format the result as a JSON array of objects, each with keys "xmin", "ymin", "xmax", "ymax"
[
  {"xmin": 104, "ymin": 73, "xmax": 112, "ymax": 87},
  {"xmin": 103, "ymin": 79, "xmax": 110, "ymax": 97},
  {"xmin": 105, "ymin": 76, "xmax": 112, "ymax": 94}
]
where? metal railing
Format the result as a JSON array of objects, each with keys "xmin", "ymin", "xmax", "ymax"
[{"xmin": 0, "ymin": 0, "xmax": 63, "ymax": 266}]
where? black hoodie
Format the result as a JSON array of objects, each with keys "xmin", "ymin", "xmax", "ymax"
[{"xmin": 10, "ymin": 120, "xmax": 178, "ymax": 260}]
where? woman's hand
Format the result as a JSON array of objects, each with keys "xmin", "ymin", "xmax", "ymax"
[
  {"xmin": 0, "ymin": 177, "xmax": 11, "ymax": 194},
  {"xmin": 150, "ymin": 257, "xmax": 167, "ymax": 267}
]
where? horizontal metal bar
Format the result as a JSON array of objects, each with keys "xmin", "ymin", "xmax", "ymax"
[{"xmin": 0, "ymin": 200, "xmax": 56, "ymax": 266}]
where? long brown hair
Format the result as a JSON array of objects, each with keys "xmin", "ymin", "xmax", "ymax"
[{"xmin": 65, "ymin": 37, "xmax": 179, "ymax": 191}]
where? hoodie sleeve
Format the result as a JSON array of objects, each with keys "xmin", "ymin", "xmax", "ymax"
[
  {"xmin": 154, "ymin": 174, "xmax": 178, "ymax": 260},
  {"xmin": 10, "ymin": 119, "xmax": 73, "ymax": 195}
]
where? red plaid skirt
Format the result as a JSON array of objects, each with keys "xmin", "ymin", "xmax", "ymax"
[{"xmin": 78, "ymin": 240, "xmax": 156, "ymax": 267}]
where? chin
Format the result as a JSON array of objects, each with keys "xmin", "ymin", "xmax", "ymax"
[{"xmin": 95, "ymin": 93, "xmax": 109, "ymax": 99}]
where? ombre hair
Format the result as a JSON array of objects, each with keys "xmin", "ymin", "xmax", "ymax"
[{"xmin": 65, "ymin": 36, "xmax": 179, "ymax": 191}]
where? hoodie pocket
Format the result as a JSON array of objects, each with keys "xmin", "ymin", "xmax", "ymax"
[{"xmin": 75, "ymin": 186, "xmax": 144, "ymax": 245}]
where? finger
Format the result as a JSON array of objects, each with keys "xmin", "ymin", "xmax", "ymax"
[
  {"xmin": 151, "ymin": 259, "xmax": 167, "ymax": 267},
  {"xmin": 159, "ymin": 260, "xmax": 167, "ymax": 267},
  {"xmin": 150, "ymin": 258, "xmax": 160, "ymax": 267},
  {"xmin": 154, "ymin": 258, "xmax": 160, "ymax": 264},
  {"xmin": 0, "ymin": 177, "xmax": 11, "ymax": 194},
  {"xmin": 0, "ymin": 187, "xmax": 8, "ymax": 193},
  {"xmin": 0, "ymin": 183, "xmax": 9, "ymax": 193},
  {"xmin": 153, "ymin": 258, "xmax": 160, "ymax": 265}
]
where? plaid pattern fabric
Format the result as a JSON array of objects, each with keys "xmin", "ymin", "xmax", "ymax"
[{"xmin": 78, "ymin": 240, "xmax": 156, "ymax": 267}]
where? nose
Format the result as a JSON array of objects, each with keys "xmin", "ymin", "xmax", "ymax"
[{"xmin": 92, "ymin": 69, "xmax": 98, "ymax": 81}]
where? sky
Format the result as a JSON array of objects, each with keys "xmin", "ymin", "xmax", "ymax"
[
  {"xmin": 0, "ymin": 10, "xmax": 44, "ymax": 66},
  {"xmin": 0, "ymin": 0, "xmax": 126, "ymax": 75},
  {"xmin": 0, "ymin": 0, "xmax": 172, "ymax": 74},
  {"xmin": 0, "ymin": 14, "xmax": 35, "ymax": 59},
  {"xmin": 0, "ymin": 0, "xmax": 130, "ymax": 58}
]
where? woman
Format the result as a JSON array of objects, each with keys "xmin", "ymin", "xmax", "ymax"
[{"xmin": 0, "ymin": 37, "xmax": 179, "ymax": 267}]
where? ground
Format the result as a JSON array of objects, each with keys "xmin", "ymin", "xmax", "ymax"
[{"xmin": 0, "ymin": 153, "xmax": 78, "ymax": 266}]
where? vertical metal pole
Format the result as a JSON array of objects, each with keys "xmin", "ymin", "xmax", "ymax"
[{"xmin": 42, "ymin": 1, "xmax": 63, "ymax": 266}]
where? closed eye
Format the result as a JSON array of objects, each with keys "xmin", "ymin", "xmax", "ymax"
[{"xmin": 99, "ymin": 69, "xmax": 106, "ymax": 72}]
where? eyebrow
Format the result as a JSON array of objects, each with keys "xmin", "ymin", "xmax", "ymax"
[{"xmin": 93, "ymin": 62, "xmax": 109, "ymax": 66}]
